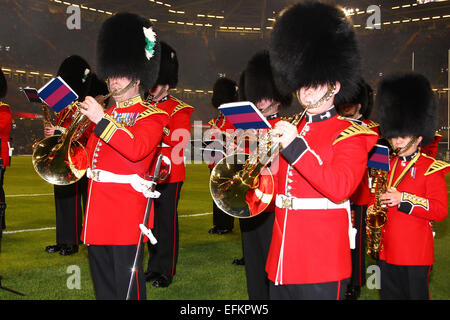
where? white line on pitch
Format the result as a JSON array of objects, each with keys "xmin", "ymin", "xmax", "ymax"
[
  {"xmin": 179, "ymin": 212, "xmax": 212, "ymax": 218},
  {"xmin": 6, "ymin": 193, "xmax": 53, "ymax": 197},
  {"xmin": 3, "ymin": 227, "xmax": 56, "ymax": 234},
  {"xmin": 2, "ymin": 213, "xmax": 212, "ymax": 234}
]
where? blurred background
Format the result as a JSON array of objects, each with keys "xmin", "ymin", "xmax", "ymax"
[{"xmin": 0, "ymin": 0, "xmax": 449, "ymax": 156}]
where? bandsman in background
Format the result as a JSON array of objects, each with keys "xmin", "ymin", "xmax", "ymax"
[
  {"xmin": 421, "ymin": 131, "xmax": 443, "ymax": 158},
  {"xmin": 79, "ymin": 12, "xmax": 169, "ymax": 300},
  {"xmin": 144, "ymin": 41, "xmax": 194, "ymax": 288},
  {"xmin": 238, "ymin": 50, "xmax": 292, "ymax": 300},
  {"xmin": 267, "ymin": 1, "xmax": 378, "ymax": 299},
  {"xmin": 207, "ymin": 77, "xmax": 238, "ymax": 236},
  {"xmin": 336, "ymin": 79, "xmax": 379, "ymax": 134},
  {"xmin": 375, "ymin": 72, "xmax": 449, "ymax": 300},
  {"xmin": 43, "ymin": 55, "xmax": 93, "ymax": 256},
  {"xmin": 0, "ymin": 68, "xmax": 12, "ymax": 235},
  {"xmin": 336, "ymin": 78, "xmax": 379, "ymax": 299}
]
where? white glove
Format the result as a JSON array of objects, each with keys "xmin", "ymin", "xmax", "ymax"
[
  {"xmin": 139, "ymin": 224, "xmax": 158, "ymax": 244},
  {"xmin": 130, "ymin": 179, "xmax": 160, "ymax": 198},
  {"xmin": 143, "ymin": 189, "xmax": 160, "ymax": 199}
]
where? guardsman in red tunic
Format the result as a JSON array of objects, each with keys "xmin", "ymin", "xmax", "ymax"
[
  {"xmin": 374, "ymin": 72, "xmax": 449, "ymax": 300},
  {"xmin": 421, "ymin": 132, "xmax": 442, "ymax": 158},
  {"xmin": 79, "ymin": 12, "xmax": 169, "ymax": 300},
  {"xmin": 267, "ymin": 1, "xmax": 378, "ymax": 299},
  {"xmin": 42, "ymin": 55, "xmax": 94, "ymax": 256},
  {"xmin": 206, "ymin": 77, "xmax": 238, "ymax": 235},
  {"xmin": 238, "ymin": 50, "xmax": 292, "ymax": 300},
  {"xmin": 144, "ymin": 42, "xmax": 194, "ymax": 288},
  {"xmin": 336, "ymin": 79, "xmax": 380, "ymax": 299},
  {"xmin": 0, "ymin": 68, "xmax": 12, "ymax": 232}
]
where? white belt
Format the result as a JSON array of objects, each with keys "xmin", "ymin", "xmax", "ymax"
[
  {"xmin": 87, "ymin": 168, "xmax": 160, "ymax": 199},
  {"xmin": 159, "ymin": 142, "xmax": 170, "ymax": 148},
  {"xmin": 275, "ymin": 194, "xmax": 356, "ymax": 249},
  {"xmin": 275, "ymin": 194, "xmax": 348, "ymax": 210}
]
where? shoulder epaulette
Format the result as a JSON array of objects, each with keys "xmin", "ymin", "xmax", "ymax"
[
  {"xmin": 333, "ymin": 122, "xmax": 378, "ymax": 145},
  {"xmin": 421, "ymin": 153, "xmax": 450, "ymax": 176},
  {"xmin": 170, "ymin": 97, "xmax": 194, "ymax": 116},
  {"xmin": 0, "ymin": 101, "xmax": 9, "ymax": 107},
  {"xmin": 365, "ymin": 120, "xmax": 380, "ymax": 129},
  {"xmin": 435, "ymin": 132, "xmax": 442, "ymax": 137},
  {"xmin": 137, "ymin": 103, "xmax": 168, "ymax": 121},
  {"xmin": 337, "ymin": 116, "xmax": 363, "ymax": 125}
]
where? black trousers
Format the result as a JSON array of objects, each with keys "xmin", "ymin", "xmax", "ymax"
[
  {"xmin": 269, "ymin": 278, "xmax": 350, "ymax": 300},
  {"xmin": 239, "ymin": 212, "xmax": 274, "ymax": 300},
  {"xmin": 0, "ymin": 166, "xmax": 6, "ymax": 230},
  {"xmin": 53, "ymin": 175, "xmax": 87, "ymax": 245},
  {"xmin": 88, "ymin": 244, "xmax": 146, "ymax": 300},
  {"xmin": 212, "ymin": 199, "xmax": 234, "ymax": 230},
  {"xmin": 147, "ymin": 182, "xmax": 182, "ymax": 278},
  {"xmin": 378, "ymin": 260, "xmax": 432, "ymax": 300},
  {"xmin": 210, "ymin": 168, "xmax": 234, "ymax": 230},
  {"xmin": 349, "ymin": 204, "xmax": 367, "ymax": 287}
]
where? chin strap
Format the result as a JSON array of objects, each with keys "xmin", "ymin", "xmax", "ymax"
[{"xmin": 296, "ymin": 83, "xmax": 337, "ymax": 110}]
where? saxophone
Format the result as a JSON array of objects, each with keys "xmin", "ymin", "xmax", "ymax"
[{"xmin": 366, "ymin": 168, "xmax": 388, "ymax": 260}]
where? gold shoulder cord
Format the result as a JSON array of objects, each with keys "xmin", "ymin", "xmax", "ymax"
[{"xmin": 387, "ymin": 152, "xmax": 421, "ymax": 189}]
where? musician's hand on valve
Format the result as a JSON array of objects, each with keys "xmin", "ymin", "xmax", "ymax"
[
  {"xmin": 44, "ymin": 124, "xmax": 55, "ymax": 137},
  {"xmin": 380, "ymin": 187, "xmax": 401, "ymax": 207},
  {"xmin": 272, "ymin": 121, "xmax": 298, "ymax": 149},
  {"xmin": 79, "ymin": 96, "xmax": 105, "ymax": 124}
]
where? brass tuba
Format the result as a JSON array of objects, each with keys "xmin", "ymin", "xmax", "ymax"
[
  {"xmin": 32, "ymin": 102, "xmax": 90, "ymax": 185},
  {"xmin": 209, "ymin": 113, "xmax": 303, "ymax": 218},
  {"xmin": 366, "ymin": 168, "xmax": 388, "ymax": 259}
]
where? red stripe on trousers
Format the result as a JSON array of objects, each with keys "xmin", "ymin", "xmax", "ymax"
[
  {"xmin": 75, "ymin": 181, "xmax": 79, "ymax": 245},
  {"xmin": 171, "ymin": 182, "xmax": 180, "ymax": 277},
  {"xmin": 337, "ymin": 280, "xmax": 341, "ymax": 300},
  {"xmin": 136, "ymin": 267, "xmax": 140, "ymax": 300},
  {"xmin": 427, "ymin": 266, "xmax": 432, "ymax": 300},
  {"xmin": 358, "ymin": 206, "xmax": 362, "ymax": 286}
]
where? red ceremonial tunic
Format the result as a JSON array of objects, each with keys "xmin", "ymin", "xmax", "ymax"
[
  {"xmin": 0, "ymin": 102, "xmax": 12, "ymax": 167},
  {"xmin": 207, "ymin": 114, "xmax": 236, "ymax": 169},
  {"xmin": 150, "ymin": 95, "xmax": 193, "ymax": 183},
  {"xmin": 349, "ymin": 119, "xmax": 380, "ymax": 205},
  {"xmin": 421, "ymin": 133, "xmax": 442, "ymax": 159},
  {"xmin": 81, "ymin": 95, "xmax": 169, "ymax": 245},
  {"xmin": 265, "ymin": 108, "xmax": 378, "ymax": 285},
  {"xmin": 378, "ymin": 153, "xmax": 449, "ymax": 265},
  {"xmin": 209, "ymin": 114, "xmax": 236, "ymax": 132},
  {"xmin": 55, "ymin": 104, "xmax": 94, "ymax": 145},
  {"xmin": 263, "ymin": 117, "xmax": 281, "ymax": 213},
  {"xmin": 248, "ymin": 116, "xmax": 281, "ymax": 214}
]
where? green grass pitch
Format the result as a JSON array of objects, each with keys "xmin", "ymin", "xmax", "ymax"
[{"xmin": 0, "ymin": 156, "xmax": 449, "ymax": 300}]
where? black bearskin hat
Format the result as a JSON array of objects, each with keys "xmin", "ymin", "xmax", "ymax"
[
  {"xmin": 154, "ymin": 41, "xmax": 178, "ymax": 89},
  {"xmin": 238, "ymin": 71, "xmax": 246, "ymax": 101},
  {"xmin": 243, "ymin": 50, "xmax": 292, "ymax": 107},
  {"xmin": 270, "ymin": 0, "xmax": 361, "ymax": 103},
  {"xmin": 336, "ymin": 78, "xmax": 374, "ymax": 119},
  {"xmin": 0, "ymin": 68, "xmax": 7, "ymax": 98},
  {"xmin": 97, "ymin": 12, "xmax": 161, "ymax": 91},
  {"xmin": 211, "ymin": 77, "xmax": 238, "ymax": 109},
  {"xmin": 57, "ymin": 55, "xmax": 91, "ymax": 100},
  {"xmin": 377, "ymin": 72, "xmax": 437, "ymax": 147},
  {"xmin": 87, "ymin": 73, "xmax": 109, "ymax": 98},
  {"xmin": 88, "ymin": 73, "xmax": 110, "ymax": 106}
]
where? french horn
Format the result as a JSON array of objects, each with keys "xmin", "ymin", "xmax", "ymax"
[
  {"xmin": 31, "ymin": 102, "xmax": 89, "ymax": 185},
  {"xmin": 31, "ymin": 79, "xmax": 136, "ymax": 185},
  {"xmin": 209, "ymin": 113, "xmax": 303, "ymax": 218}
]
